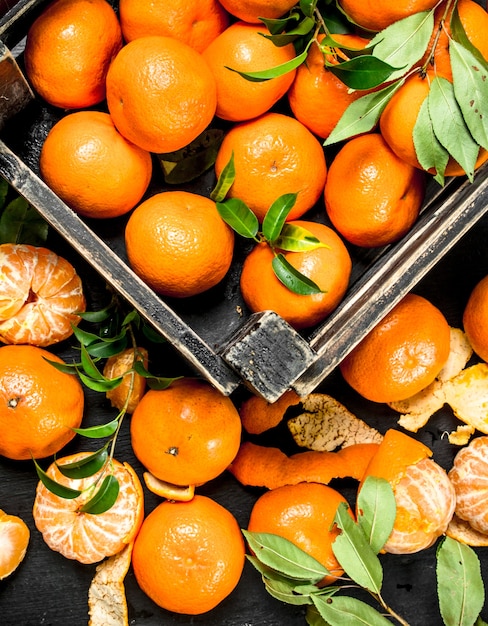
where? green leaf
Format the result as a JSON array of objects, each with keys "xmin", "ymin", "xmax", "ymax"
[
  {"xmin": 261, "ymin": 15, "xmax": 315, "ymax": 46},
  {"xmin": 328, "ymin": 55, "xmax": 399, "ymax": 90},
  {"xmin": 413, "ymin": 96, "xmax": 449, "ymax": 185},
  {"xmin": 80, "ymin": 343, "xmax": 105, "ymax": 381},
  {"xmin": 243, "ymin": 531, "xmax": 329, "ymax": 584},
  {"xmin": 272, "ymin": 253, "xmax": 323, "ymax": 295},
  {"xmin": 227, "ymin": 47, "xmax": 309, "ymax": 82},
  {"xmin": 299, "ymin": 0, "xmax": 316, "ymax": 19},
  {"xmin": 79, "ymin": 474, "xmax": 120, "ymax": 514},
  {"xmin": 43, "ymin": 357, "xmax": 79, "ymax": 375},
  {"xmin": 77, "ymin": 305, "xmax": 114, "ymax": 324},
  {"xmin": 32, "ymin": 458, "xmax": 82, "ymax": 499},
  {"xmin": 0, "ymin": 196, "xmax": 49, "ymax": 245},
  {"xmin": 369, "ymin": 10, "xmax": 434, "ymax": 83},
  {"xmin": 84, "ymin": 336, "xmax": 128, "ymax": 359},
  {"xmin": 210, "ymin": 151, "xmax": 235, "ymax": 202},
  {"xmin": 324, "ymin": 80, "xmax": 404, "ymax": 146},
  {"xmin": 262, "ymin": 193, "xmax": 298, "ymax": 243},
  {"xmin": 0, "ymin": 178, "xmax": 8, "ymax": 207},
  {"xmin": 216, "ymin": 198, "xmax": 259, "ymax": 239},
  {"xmin": 312, "ymin": 594, "xmax": 393, "ymax": 626},
  {"xmin": 428, "ymin": 75, "xmax": 480, "ymax": 181},
  {"xmin": 72, "ymin": 324, "xmax": 105, "ymax": 347},
  {"xmin": 72, "ymin": 420, "xmax": 119, "ymax": 440},
  {"xmin": 356, "ymin": 476, "xmax": 396, "ymax": 554},
  {"xmin": 275, "ymin": 223, "xmax": 329, "ymax": 252},
  {"xmin": 55, "ymin": 448, "xmax": 108, "ymax": 479},
  {"xmin": 264, "ymin": 576, "xmax": 315, "ymax": 606},
  {"xmin": 437, "ymin": 536, "xmax": 485, "ymax": 626},
  {"xmin": 450, "ymin": 40, "xmax": 488, "ymax": 151},
  {"xmin": 332, "ymin": 502, "xmax": 383, "ymax": 594},
  {"xmin": 141, "ymin": 322, "xmax": 166, "ymax": 344}
]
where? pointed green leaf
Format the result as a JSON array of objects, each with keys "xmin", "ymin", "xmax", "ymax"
[
  {"xmin": 78, "ymin": 371, "xmax": 123, "ymax": 392},
  {"xmin": 72, "ymin": 419, "xmax": 119, "ymax": 439},
  {"xmin": 226, "ymin": 48, "xmax": 309, "ymax": 82},
  {"xmin": 272, "ymin": 253, "xmax": 323, "ymax": 295},
  {"xmin": 72, "ymin": 324, "xmax": 104, "ymax": 347},
  {"xmin": 43, "ymin": 357, "xmax": 79, "ymax": 375},
  {"xmin": 264, "ymin": 576, "xmax": 315, "ymax": 606},
  {"xmin": 210, "ymin": 151, "xmax": 235, "ymax": 202},
  {"xmin": 328, "ymin": 55, "xmax": 399, "ymax": 90},
  {"xmin": 258, "ymin": 12, "xmax": 300, "ymax": 35},
  {"xmin": 260, "ymin": 15, "xmax": 315, "ymax": 46},
  {"xmin": 413, "ymin": 96, "xmax": 449, "ymax": 185},
  {"xmin": 79, "ymin": 474, "xmax": 120, "ymax": 514},
  {"xmin": 332, "ymin": 502, "xmax": 382, "ymax": 593},
  {"xmin": 0, "ymin": 196, "xmax": 49, "ymax": 246},
  {"xmin": 356, "ymin": 476, "xmax": 396, "ymax": 554},
  {"xmin": 85, "ymin": 336, "xmax": 128, "ymax": 359},
  {"xmin": 80, "ymin": 343, "xmax": 105, "ymax": 381},
  {"xmin": 428, "ymin": 75, "xmax": 480, "ymax": 181},
  {"xmin": 312, "ymin": 594, "xmax": 393, "ymax": 626},
  {"xmin": 55, "ymin": 448, "xmax": 108, "ymax": 479},
  {"xmin": 324, "ymin": 80, "xmax": 404, "ymax": 146},
  {"xmin": 77, "ymin": 305, "xmax": 114, "ymax": 324},
  {"xmin": 243, "ymin": 531, "xmax": 329, "ymax": 584},
  {"xmin": 33, "ymin": 458, "xmax": 82, "ymax": 499},
  {"xmin": 275, "ymin": 223, "xmax": 329, "ymax": 252},
  {"xmin": 437, "ymin": 536, "xmax": 485, "ymax": 626},
  {"xmin": 299, "ymin": 0, "xmax": 316, "ymax": 19},
  {"xmin": 262, "ymin": 193, "xmax": 298, "ymax": 242},
  {"xmin": 450, "ymin": 40, "xmax": 488, "ymax": 151},
  {"xmin": 217, "ymin": 198, "xmax": 259, "ymax": 238}
]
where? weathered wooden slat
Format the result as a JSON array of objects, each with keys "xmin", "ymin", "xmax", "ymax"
[{"xmin": 0, "ymin": 40, "xmax": 33, "ymax": 130}]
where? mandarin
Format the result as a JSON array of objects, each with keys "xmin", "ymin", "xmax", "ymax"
[
  {"xmin": 288, "ymin": 33, "xmax": 371, "ymax": 140},
  {"xmin": 202, "ymin": 21, "xmax": 297, "ymax": 122},
  {"xmin": 132, "ymin": 495, "xmax": 245, "ymax": 615},
  {"xmin": 0, "ymin": 509, "xmax": 30, "ymax": 580},
  {"xmin": 39, "ymin": 111, "xmax": 152, "ymax": 220},
  {"xmin": 462, "ymin": 274, "xmax": 488, "ymax": 363},
  {"xmin": 324, "ymin": 133, "xmax": 425, "ymax": 248},
  {"xmin": 33, "ymin": 452, "xmax": 144, "ymax": 564},
  {"xmin": 248, "ymin": 482, "xmax": 352, "ymax": 585},
  {"xmin": 118, "ymin": 0, "xmax": 229, "ymax": 52},
  {"xmin": 103, "ymin": 346, "xmax": 148, "ymax": 414},
  {"xmin": 0, "ymin": 243, "xmax": 85, "ymax": 347},
  {"xmin": 23, "ymin": 0, "xmax": 122, "ymax": 109},
  {"xmin": 0, "ymin": 345, "xmax": 84, "ymax": 460},
  {"xmin": 240, "ymin": 220, "xmax": 352, "ymax": 330},
  {"xmin": 214, "ymin": 112, "xmax": 327, "ymax": 223},
  {"xmin": 217, "ymin": 0, "xmax": 297, "ymax": 22},
  {"xmin": 106, "ymin": 36, "xmax": 217, "ymax": 154},
  {"xmin": 130, "ymin": 378, "xmax": 241, "ymax": 486},
  {"xmin": 338, "ymin": 0, "xmax": 438, "ymax": 32},
  {"xmin": 125, "ymin": 191, "xmax": 234, "ymax": 298},
  {"xmin": 339, "ymin": 294, "xmax": 451, "ymax": 403}
]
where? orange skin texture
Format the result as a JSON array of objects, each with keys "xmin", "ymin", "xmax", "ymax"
[
  {"xmin": 106, "ymin": 35, "xmax": 217, "ymax": 153},
  {"xmin": 288, "ymin": 33, "xmax": 371, "ymax": 140},
  {"xmin": 118, "ymin": 0, "xmax": 229, "ymax": 52},
  {"xmin": 0, "ymin": 345, "xmax": 84, "ymax": 460},
  {"xmin": 339, "ymin": 293, "xmax": 451, "ymax": 403},
  {"xmin": 33, "ymin": 452, "xmax": 144, "ymax": 564},
  {"xmin": 130, "ymin": 378, "xmax": 242, "ymax": 486},
  {"xmin": 23, "ymin": 0, "xmax": 123, "ymax": 109},
  {"xmin": 338, "ymin": 0, "xmax": 438, "ymax": 31},
  {"xmin": 215, "ymin": 112, "xmax": 328, "ymax": 223},
  {"xmin": 240, "ymin": 220, "xmax": 352, "ymax": 330},
  {"xmin": 125, "ymin": 191, "xmax": 234, "ymax": 298},
  {"xmin": 132, "ymin": 496, "xmax": 245, "ymax": 615},
  {"xmin": 239, "ymin": 389, "xmax": 302, "ymax": 435},
  {"xmin": 202, "ymin": 22, "xmax": 297, "ymax": 122},
  {"xmin": 324, "ymin": 133, "xmax": 426, "ymax": 248},
  {"xmin": 463, "ymin": 275, "xmax": 488, "ymax": 363},
  {"xmin": 217, "ymin": 0, "xmax": 297, "ymax": 22},
  {"xmin": 40, "ymin": 111, "xmax": 152, "ymax": 220},
  {"xmin": 0, "ymin": 243, "xmax": 86, "ymax": 347},
  {"xmin": 248, "ymin": 482, "xmax": 354, "ymax": 585},
  {"xmin": 0, "ymin": 509, "xmax": 30, "ymax": 581}
]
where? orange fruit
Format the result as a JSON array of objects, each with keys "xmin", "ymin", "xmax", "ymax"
[
  {"xmin": 214, "ymin": 112, "xmax": 327, "ymax": 222},
  {"xmin": 39, "ymin": 111, "xmax": 152, "ymax": 220},
  {"xmin": 0, "ymin": 345, "xmax": 84, "ymax": 460},
  {"xmin": 324, "ymin": 133, "xmax": 425, "ymax": 248},
  {"xmin": 0, "ymin": 509, "xmax": 30, "ymax": 580},
  {"xmin": 240, "ymin": 220, "xmax": 352, "ymax": 330},
  {"xmin": 202, "ymin": 22, "xmax": 297, "ymax": 122},
  {"xmin": 361, "ymin": 429, "xmax": 455, "ymax": 554},
  {"xmin": 338, "ymin": 0, "xmax": 438, "ymax": 32},
  {"xmin": 33, "ymin": 452, "xmax": 144, "ymax": 564},
  {"xmin": 124, "ymin": 191, "xmax": 234, "ymax": 298},
  {"xmin": 118, "ymin": 0, "xmax": 229, "ymax": 52},
  {"xmin": 217, "ymin": 0, "xmax": 297, "ymax": 22},
  {"xmin": 106, "ymin": 35, "xmax": 217, "ymax": 154},
  {"xmin": 23, "ymin": 0, "xmax": 122, "ymax": 109},
  {"xmin": 247, "ymin": 482, "xmax": 353, "ymax": 585},
  {"xmin": 380, "ymin": 70, "xmax": 488, "ymax": 178},
  {"xmin": 0, "ymin": 243, "xmax": 86, "ymax": 347},
  {"xmin": 132, "ymin": 495, "xmax": 245, "ymax": 615},
  {"xmin": 103, "ymin": 347, "xmax": 149, "ymax": 414},
  {"xmin": 130, "ymin": 378, "xmax": 242, "ymax": 486},
  {"xmin": 462, "ymin": 274, "xmax": 488, "ymax": 363},
  {"xmin": 448, "ymin": 435, "xmax": 488, "ymax": 534},
  {"xmin": 288, "ymin": 33, "xmax": 371, "ymax": 140},
  {"xmin": 339, "ymin": 293, "xmax": 451, "ymax": 403}
]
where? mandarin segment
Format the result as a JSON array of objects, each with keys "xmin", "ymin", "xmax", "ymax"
[{"xmin": 0, "ymin": 509, "xmax": 30, "ymax": 580}]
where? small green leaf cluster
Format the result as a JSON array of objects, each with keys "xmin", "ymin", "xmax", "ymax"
[
  {"xmin": 245, "ymin": 476, "xmax": 487, "ymax": 625},
  {"xmin": 0, "ymin": 178, "xmax": 48, "ymax": 245},
  {"xmin": 211, "ymin": 153, "xmax": 328, "ymax": 296}
]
